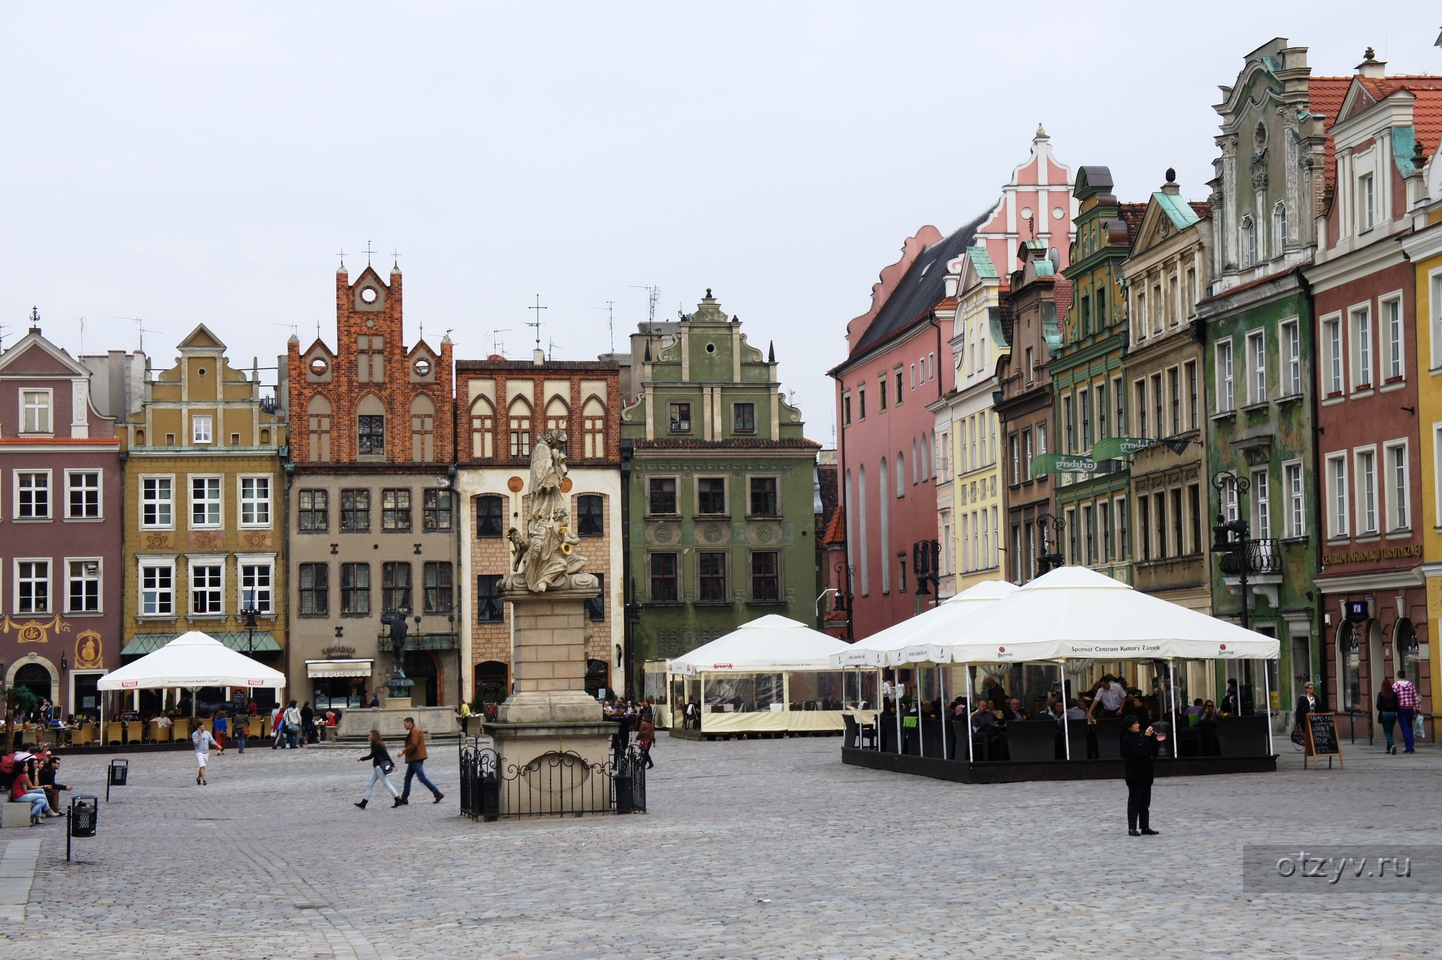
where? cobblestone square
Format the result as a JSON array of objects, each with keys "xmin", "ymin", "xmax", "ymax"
[{"xmin": 2, "ymin": 734, "xmax": 1438, "ymax": 959}]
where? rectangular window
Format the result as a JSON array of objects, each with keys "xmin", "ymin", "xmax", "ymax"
[
  {"xmin": 16, "ymin": 471, "xmax": 50, "ymax": 519},
  {"xmin": 1023, "ymin": 430, "xmax": 1033, "ymax": 482},
  {"xmin": 381, "ymin": 488, "xmax": 412, "ymax": 532},
  {"xmin": 648, "ymin": 477, "xmax": 678, "ymax": 515},
  {"xmin": 1353, "ymin": 305, "xmax": 1373, "ymax": 390},
  {"xmin": 698, "ymin": 552, "xmax": 728, "ymax": 603},
  {"xmin": 1134, "ymin": 380, "xmax": 1148, "ymax": 438},
  {"xmin": 190, "ymin": 476, "xmax": 221, "ymax": 527},
  {"xmin": 20, "ymin": 389, "xmax": 51, "ymax": 433},
  {"xmin": 858, "ymin": 384, "xmax": 866, "ymax": 419},
  {"xmin": 1432, "ymin": 273, "xmax": 1442, "ymax": 369},
  {"xmin": 1188, "ymin": 483, "xmax": 1202, "ymax": 554},
  {"xmin": 240, "ymin": 562, "xmax": 273, "ymax": 614},
  {"xmin": 1171, "ymin": 487, "xmax": 1183, "ymax": 556},
  {"xmin": 1251, "ymin": 468, "xmax": 1270, "ymax": 537},
  {"xmin": 733, "ymin": 402, "xmax": 756, "ymax": 433},
  {"xmin": 697, "ymin": 477, "xmax": 727, "ymax": 515},
  {"xmin": 341, "ymin": 489, "xmax": 371, "ymax": 532},
  {"xmin": 298, "ymin": 563, "xmax": 329, "ymax": 616},
  {"xmin": 749, "ymin": 477, "xmax": 778, "ymax": 517},
  {"xmin": 1100, "ymin": 501, "xmax": 1112, "ymax": 562},
  {"xmin": 841, "ymin": 393, "xmax": 851, "ymax": 427},
  {"xmin": 1151, "ymin": 372, "xmax": 1164, "ymax": 438},
  {"xmin": 298, "ymin": 489, "xmax": 328, "ymax": 532},
  {"xmin": 358, "ymin": 415, "xmax": 385, "ymax": 455},
  {"xmin": 475, "ymin": 495, "xmax": 504, "ymax": 538},
  {"xmin": 142, "ymin": 477, "xmax": 173, "ymax": 528},
  {"xmin": 1081, "ymin": 504, "xmax": 1095, "ymax": 565},
  {"xmin": 423, "ymin": 561, "xmax": 454, "ymax": 614},
  {"xmin": 1280, "ymin": 319, "xmax": 1301, "ymax": 396},
  {"xmin": 649, "ymin": 553, "xmax": 679, "ymax": 603},
  {"xmin": 750, "ymin": 551, "xmax": 780, "ymax": 601},
  {"xmin": 240, "ymin": 476, "xmax": 271, "ymax": 527},
  {"xmin": 1153, "ymin": 492, "xmax": 1166, "ymax": 560},
  {"xmin": 1215, "ymin": 340, "xmax": 1234, "ymax": 412},
  {"xmin": 1097, "ymin": 380, "xmax": 1109, "ymax": 439},
  {"xmin": 1277, "ymin": 462, "xmax": 1301, "ymax": 539},
  {"xmin": 1009, "ymin": 434, "xmax": 1020, "ymax": 484},
  {"xmin": 1357, "ymin": 449, "xmax": 1377, "ymax": 534},
  {"xmin": 476, "ymin": 574, "xmax": 504, "ymax": 622},
  {"xmin": 577, "ymin": 494, "xmax": 604, "ymax": 536},
  {"xmin": 192, "ymin": 414, "xmax": 212, "ymax": 444},
  {"xmin": 1386, "ymin": 442, "xmax": 1409, "ymax": 531},
  {"xmin": 1221, "ymin": 476, "xmax": 1239, "ymax": 523},
  {"xmin": 1112, "ymin": 375, "xmax": 1125, "ymax": 435},
  {"xmin": 422, "ymin": 489, "xmax": 453, "ymax": 532},
  {"xmin": 1168, "ymin": 368, "xmax": 1181, "ymax": 435},
  {"xmin": 1246, "ymin": 329, "xmax": 1266, "ymax": 404},
  {"xmin": 1324, "ymin": 316, "xmax": 1343, "ymax": 394},
  {"xmin": 141, "ymin": 562, "xmax": 174, "ymax": 616},
  {"xmin": 16, "ymin": 560, "xmax": 50, "ymax": 614},
  {"xmin": 1360, "ymin": 173, "xmax": 1375, "ymax": 230},
  {"xmin": 1063, "ymin": 394, "xmax": 1074, "ymax": 453},
  {"xmin": 67, "ymin": 559, "xmax": 101, "ymax": 613},
  {"xmin": 382, "ymin": 562, "xmax": 412, "ymax": 612},
  {"xmin": 895, "ymin": 370, "xmax": 904, "ymax": 404},
  {"xmin": 1079, "ymin": 387, "xmax": 1092, "ymax": 448},
  {"xmin": 190, "ymin": 563, "xmax": 223, "ymax": 615},
  {"xmin": 1384, "ymin": 297, "xmax": 1403, "ymax": 381},
  {"xmin": 1138, "ymin": 497, "xmax": 1152, "ymax": 561},
  {"xmin": 340, "ymin": 563, "xmax": 370, "ymax": 616},
  {"xmin": 1328, "ymin": 455, "xmax": 1349, "ymax": 539},
  {"xmin": 669, "ymin": 402, "xmax": 692, "ymax": 433},
  {"xmin": 877, "ymin": 377, "xmax": 887, "ymax": 412},
  {"xmin": 1116, "ymin": 495, "xmax": 1129, "ymax": 559},
  {"xmin": 67, "ymin": 471, "xmax": 101, "ymax": 519}
]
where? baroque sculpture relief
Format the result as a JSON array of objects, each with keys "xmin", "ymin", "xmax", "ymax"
[{"xmin": 504, "ymin": 430, "xmax": 597, "ymax": 593}]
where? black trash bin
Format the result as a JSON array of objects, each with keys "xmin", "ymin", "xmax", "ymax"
[
  {"xmin": 614, "ymin": 772, "xmax": 634, "ymax": 814},
  {"xmin": 480, "ymin": 773, "xmax": 500, "ymax": 822},
  {"xmin": 70, "ymin": 796, "xmax": 98, "ymax": 837},
  {"xmin": 106, "ymin": 759, "xmax": 129, "ymax": 801}
]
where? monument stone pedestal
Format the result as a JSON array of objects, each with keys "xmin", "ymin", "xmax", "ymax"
[{"xmin": 482, "ymin": 586, "xmax": 615, "ymax": 816}]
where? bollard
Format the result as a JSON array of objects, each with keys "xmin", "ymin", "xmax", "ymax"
[
  {"xmin": 480, "ymin": 773, "xmax": 500, "ymax": 822},
  {"xmin": 67, "ymin": 795, "xmax": 99, "ymax": 862},
  {"xmin": 106, "ymin": 758, "xmax": 129, "ymax": 801}
]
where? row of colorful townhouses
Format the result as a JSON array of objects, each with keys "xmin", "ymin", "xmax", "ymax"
[
  {"xmin": 827, "ymin": 38, "xmax": 1442, "ymax": 734},
  {"xmin": 0, "ymin": 268, "xmax": 825, "ymax": 717}
]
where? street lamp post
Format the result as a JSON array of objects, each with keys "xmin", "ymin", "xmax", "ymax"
[
  {"xmin": 912, "ymin": 540, "xmax": 941, "ymax": 608},
  {"xmin": 832, "ymin": 561, "xmax": 854, "ymax": 640},
  {"xmin": 1035, "ymin": 513, "xmax": 1065, "ymax": 576},
  {"xmin": 1210, "ymin": 470, "xmax": 1251, "ymax": 631}
]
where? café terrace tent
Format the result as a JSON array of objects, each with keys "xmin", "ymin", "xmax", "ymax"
[
  {"xmin": 830, "ymin": 579, "xmax": 1020, "ymax": 668},
  {"xmin": 97, "ymin": 632, "xmax": 286, "ymax": 730},
  {"xmin": 667, "ymin": 615, "xmax": 853, "ymax": 736}
]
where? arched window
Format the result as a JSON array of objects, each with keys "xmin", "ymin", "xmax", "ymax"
[
  {"xmin": 474, "ymin": 661, "xmax": 508, "ymax": 704},
  {"xmin": 582, "ymin": 397, "xmax": 606, "ymax": 459},
  {"xmin": 1272, "ymin": 202, "xmax": 1287, "ymax": 257},
  {"xmin": 912, "ymin": 438, "xmax": 919, "ymax": 484},
  {"xmin": 470, "ymin": 396, "xmax": 495, "ymax": 459},
  {"xmin": 545, "ymin": 395, "xmax": 569, "ymax": 435},
  {"xmin": 357, "ymin": 394, "xmax": 385, "ymax": 458},
  {"xmin": 1241, "ymin": 216, "xmax": 1257, "ymax": 267},
  {"xmin": 878, "ymin": 458, "xmax": 891, "ymax": 593},
  {"xmin": 857, "ymin": 465, "xmax": 869, "ymax": 596},
  {"xmin": 508, "ymin": 397, "xmax": 533, "ymax": 458},
  {"xmin": 1339, "ymin": 622, "xmax": 1360, "ymax": 711},
  {"xmin": 410, "ymin": 394, "xmax": 436, "ymax": 463},
  {"xmin": 306, "ymin": 394, "xmax": 333, "ymax": 463}
]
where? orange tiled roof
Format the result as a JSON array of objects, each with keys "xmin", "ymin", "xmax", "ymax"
[
  {"xmin": 1118, "ymin": 203, "xmax": 1149, "ymax": 245},
  {"xmin": 1307, "ymin": 76, "xmax": 1354, "ymax": 188},
  {"xmin": 0, "ymin": 436, "xmax": 119, "ymax": 445},
  {"xmin": 822, "ymin": 505, "xmax": 846, "ymax": 547}
]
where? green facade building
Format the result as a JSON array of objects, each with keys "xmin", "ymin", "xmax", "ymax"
[{"xmin": 620, "ymin": 291, "xmax": 819, "ymax": 692}]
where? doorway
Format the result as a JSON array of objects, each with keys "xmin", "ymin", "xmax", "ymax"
[{"xmin": 403, "ymin": 652, "xmax": 438, "ymax": 706}]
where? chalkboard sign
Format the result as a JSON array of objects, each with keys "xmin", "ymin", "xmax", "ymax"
[{"xmin": 1304, "ymin": 712, "xmax": 1343, "ymax": 769}]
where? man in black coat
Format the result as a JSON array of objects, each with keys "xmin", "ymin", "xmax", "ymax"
[{"xmin": 1120, "ymin": 715, "xmax": 1162, "ymax": 836}]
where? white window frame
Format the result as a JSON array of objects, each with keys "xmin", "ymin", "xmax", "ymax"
[
  {"xmin": 1360, "ymin": 172, "xmax": 1376, "ymax": 231},
  {"xmin": 1280, "ymin": 318, "xmax": 1301, "ymax": 396},
  {"xmin": 1283, "ymin": 460, "xmax": 1306, "ymax": 539},
  {"xmin": 1246, "ymin": 329, "xmax": 1266, "ymax": 404},
  {"xmin": 1327, "ymin": 453, "xmax": 1349, "ymax": 539},
  {"xmin": 66, "ymin": 557, "xmax": 102, "ymax": 614},
  {"xmin": 65, "ymin": 469, "xmax": 102, "ymax": 520},
  {"xmin": 1273, "ymin": 201, "xmax": 1288, "ymax": 257},
  {"xmin": 1351, "ymin": 304, "xmax": 1373, "ymax": 391},
  {"xmin": 1431, "ymin": 270, "xmax": 1442, "ymax": 370},
  {"xmin": 1382, "ymin": 294, "xmax": 1404, "ymax": 382},
  {"xmin": 1241, "ymin": 216, "xmax": 1257, "ymax": 266},
  {"xmin": 139, "ymin": 558, "xmax": 176, "ymax": 617},
  {"xmin": 1384, "ymin": 440, "xmax": 1410, "ymax": 532},
  {"xmin": 1435, "ymin": 424, "xmax": 1442, "ymax": 527},
  {"xmin": 1215, "ymin": 339, "xmax": 1234, "ymax": 413},
  {"xmin": 188, "ymin": 557, "xmax": 225, "ymax": 617},
  {"xmin": 1323, "ymin": 315, "xmax": 1343, "ymax": 395},
  {"xmin": 240, "ymin": 557, "xmax": 276, "ymax": 615},
  {"xmin": 192, "ymin": 414, "xmax": 213, "ymax": 445},
  {"xmin": 239, "ymin": 475, "xmax": 272, "ymax": 528},
  {"xmin": 14, "ymin": 558, "xmax": 51, "ymax": 615},
  {"xmin": 1250, "ymin": 467, "xmax": 1271, "ymax": 538},
  {"xmin": 189, "ymin": 475, "xmax": 223, "ymax": 529},
  {"xmin": 141, "ymin": 475, "xmax": 175, "ymax": 529},
  {"xmin": 14, "ymin": 469, "xmax": 52, "ymax": 520},
  {"xmin": 1355, "ymin": 446, "xmax": 1378, "ymax": 536},
  {"xmin": 20, "ymin": 388, "xmax": 53, "ymax": 434}
]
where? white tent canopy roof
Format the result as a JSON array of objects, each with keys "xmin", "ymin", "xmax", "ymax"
[
  {"xmin": 98, "ymin": 631, "xmax": 287, "ymax": 691},
  {"xmin": 929, "ymin": 566, "xmax": 1281, "ymax": 663},
  {"xmin": 668, "ymin": 615, "xmax": 853, "ymax": 675},
  {"xmin": 831, "ymin": 579, "xmax": 1020, "ymax": 667}
]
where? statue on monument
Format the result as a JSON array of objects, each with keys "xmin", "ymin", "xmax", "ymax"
[{"xmin": 504, "ymin": 430, "xmax": 597, "ymax": 594}]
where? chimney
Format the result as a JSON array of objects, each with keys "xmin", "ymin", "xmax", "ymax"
[{"xmin": 1357, "ymin": 47, "xmax": 1386, "ymax": 79}]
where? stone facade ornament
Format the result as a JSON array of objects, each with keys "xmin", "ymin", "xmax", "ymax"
[{"xmin": 504, "ymin": 430, "xmax": 597, "ymax": 593}]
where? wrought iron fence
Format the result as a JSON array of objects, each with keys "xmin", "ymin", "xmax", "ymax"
[{"xmin": 459, "ymin": 737, "xmax": 647, "ymax": 820}]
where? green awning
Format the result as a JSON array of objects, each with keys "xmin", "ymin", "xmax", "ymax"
[{"xmin": 122, "ymin": 632, "xmax": 281, "ymax": 657}]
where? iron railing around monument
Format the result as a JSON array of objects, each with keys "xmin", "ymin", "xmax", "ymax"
[{"xmin": 459, "ymin": 737, "xmax": 647, "ymax": 820}]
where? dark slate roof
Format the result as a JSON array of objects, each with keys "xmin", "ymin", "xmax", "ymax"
[
  {"xmin": 633, "ymin": 438, "xmax": 821, "ymax": 451},
  {"xmin": 851, "ymin": 210, "xmax": 989, "ymax": 355},
  {"xmin": 1118, "ymin": 202, "xmax": 1149, "ymax": 244}
]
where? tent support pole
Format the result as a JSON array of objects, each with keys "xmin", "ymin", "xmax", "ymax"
[
  {"xmin": 916, "ymin": 666, "xmax": 924, "ymax": 758},
  {"xmin": 1262, "ymin": 658, "xmax": 1274, "ymax": 756},
  {"xmin": 939, "ymin": 665, "xmax": 947, "ymax": 760},
  {"xmin": 963, "ymin": 662, "xmax": 974, "ymax": 765},
  {"xmin": 1060, "ymin": 662, "xmax": 1070, "ymax": 761},
  {"xmin": 1168, "ymin": 659, "xmax": 1178, "ymax": 759},
  {"xmin": 895, "ymin": 671, "xmax": 902, "ymax": 755}
]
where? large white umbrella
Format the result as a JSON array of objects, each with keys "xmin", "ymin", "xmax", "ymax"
[
  {"xmin": 830, "ymin": 579, "xmax": 1020, "ymax": 668},
  {"xmin": 668, "ymin": 614, "xmax": 851, "ymax": 674},
  {"xmin": 99, "ymin": 631, "xmax": 287, "ymax": 690}
]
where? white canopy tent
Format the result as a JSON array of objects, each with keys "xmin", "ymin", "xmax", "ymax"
[
  {"xmin": 667, "ymin": 615, "xmax": 853, "ymax": 736},
  {"xmin": 97, "ymin": 631, "xmax": 286, "ymax": 740},
  {"xmin": 831, "ymin": 579, "xmax": 1020, "ymax": 668}
]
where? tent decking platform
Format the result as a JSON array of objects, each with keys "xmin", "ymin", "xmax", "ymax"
[
  {"xmin": 670, "ymin": 728, "xmax": 841, "ymax": 742},
  {"xmin": 841, "ymin": 747, "xmax": 1276, "ymax": 783}
]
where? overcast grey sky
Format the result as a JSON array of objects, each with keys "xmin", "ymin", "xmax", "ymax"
[{"xmin": 2, "ymin": 3, "xmax": 1438, "ymax": 441}]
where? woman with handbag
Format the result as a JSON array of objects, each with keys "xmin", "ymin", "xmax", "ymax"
[
  {"xmin": 355, "ymin": 729, "xmax": 400, "ymax": 810},
  {"xmin": 1376, "ymin": 679, "xmax": 1400, "ymax": 755}
]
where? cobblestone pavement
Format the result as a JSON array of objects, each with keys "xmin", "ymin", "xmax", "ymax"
[{"xmin": 2, "ymin": 732, "xmax": 1439, "ymax": 958}]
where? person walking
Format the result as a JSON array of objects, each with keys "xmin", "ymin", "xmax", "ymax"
[
  {"xmin": 355, "ymin": 729, "xmax": 400, "ymax": 809},
  {"xmin": 1394, "ymin": 669, "xmax": 1420, "ymax": 754},
  {"xmin": 300, "ymin": 701, "xmax": 316, "ymax": 745},
  {"xmin": 235, "ymin": 713, "xmax": 248, "ymax": 754},
  {"xmin": 212, "ymin": 710, "xmax": 229, "ymax": 751},
  {"xmin": 1120, "ymin": 715, "xmax": 1162, "ymax": 836},
  {"xmin": 397, "ymin": 717, "xmax": 443, "ymax": 806},
  {"xmin": 283, "ymin": 700, "xmax": 302, "ymax": 749},
  {"xmin": 636, "ymin": 717, "xmax": 656, "ymax": 769},
  {"xmin": 1376, "ymin": 679, "xmax": 1400, "ymax": 755},
  {"xmin": 192, "ymin": 720, "xmax": 221, "ymax": 785},
  {"xmin": 270, "ymin": 704, "xmax": 285, "ymax": 749}
]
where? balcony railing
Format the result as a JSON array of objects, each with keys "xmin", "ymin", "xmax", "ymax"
[{"xmin": 1219, "ymin": 538, "xmax": 1283, "ymax": 576}]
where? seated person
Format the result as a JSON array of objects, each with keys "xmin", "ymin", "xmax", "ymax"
[
  {"xmin": 1126, "ymin": 694, "xmax": 1151, "ymax": 728},
  {"xmin": 38, "ymin": 756, "xmax": 70, "ymax": 812},
  {"xmin": 1185, "ymin": 698, "xmax": 1204, "ymax": 717},
  {"xmin": 1065, "ymin": 699, "xmax": 1088, "ymax": 719},
  {"xmin": 1005, "ymin": 698, "xmax": 1029, "ymax": 722}
]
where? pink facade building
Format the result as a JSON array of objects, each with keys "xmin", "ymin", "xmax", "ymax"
[
  {"xmin": 0, "ymin": 316, "xmax": 123, "ymax": 718},
  {"xmin": 829, "ymin": 129, "xmax": 1075, "ymax": 641}
]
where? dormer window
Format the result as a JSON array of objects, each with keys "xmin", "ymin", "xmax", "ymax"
[
  {"xmin": 192, "ymin": 415, "xmax": 212, "ymax": 444},
  {"xmin": 1359, "ymin": 173, "xmax": 1376, "ymax": 231},
  {"xmin": 20, "ymin": 390, "xmax": 51, "ymax": 433},
  {"xmin": 668, "ymin": 401, "xmax": 691, "ymax": 433}
]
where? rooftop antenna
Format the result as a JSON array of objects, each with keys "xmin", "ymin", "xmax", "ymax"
[
  {"xmin": 486, "ymin": 328, "xmax": 512, "ymax": 355},
  {"xmin": 547, "ymin": 337, "xmax": 562, "ymax": 361},
  {"xmin": 527, "ymin": 295, "xmax": 547, "ymax": 358},
  {"xmin": 270, "ymin": 322, "xmax": 299, "ymax": 337},
  {"xmin": 590, "ymin": 301, "xmax": 615, "ymax": 351},
  {"xmin": 120, "ymin": 317, "xmax": 159, "ymax": 352},
  {"xmin": 630, "ymin": 285, "xmax": 659, "ymax": 325},
  {"xmin": 78, "ymin": 316, "xmax": 84, "ymax": 353}
]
